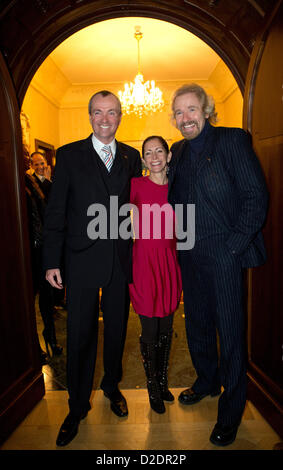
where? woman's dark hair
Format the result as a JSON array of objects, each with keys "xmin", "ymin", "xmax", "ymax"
[{"xmin": 142, "ymin": 136, "xmax": 169, "ymax": 157}]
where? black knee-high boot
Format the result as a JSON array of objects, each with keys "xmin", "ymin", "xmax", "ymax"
[
  {"xmin": 139, "ymin": 337, "xmax": 165, "ymax": 414},
  {"xmin": 158, "ymin": 329, "xmax": 174, "ymax": 402},
  {"xmin": 39, "ymin": 280, "xmax": 63, "ymax": 357},
  {"xmin": 42, "ymin": 321, "xmax": 63, "ymax": 356}
]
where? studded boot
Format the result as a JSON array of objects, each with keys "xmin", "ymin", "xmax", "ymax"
[
  {"xmin": 157, "ymin": 329, "xmax": 174, "ymax": 402},
  {"xmin": 139, "ymin": 337, "xmax": 165, "ymax": 414}
]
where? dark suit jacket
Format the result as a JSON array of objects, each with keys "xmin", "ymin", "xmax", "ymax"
[
  {"xmin": 33, "ymin": 173, "xmax": 52, "ymax": 200},
  {"xmin": 43, "ymin": 135, "xmax": 141, "ymax": 288},
  {"xmin": 168, "ymin": 124, "xmax": 269, "ymax": 268}
]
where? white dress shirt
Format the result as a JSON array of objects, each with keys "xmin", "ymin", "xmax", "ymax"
[
  {"xmin": 35, "ymin": 173, "xmax": 46, "ymax": 182},
  {"xmin": 91, "ymin": 134, "xmax": 116, "ymax": 165}
]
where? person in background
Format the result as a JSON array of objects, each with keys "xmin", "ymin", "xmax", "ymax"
[
  {"xmin": 29, "ymin": 152, "xmax": 52, "ymax": 196},
  {"xmin": 29, "ymin": 152, "xmax": 67, "ymax": 310},
  {"xmin": 168, "ymin": 83, "xmax": 268, "ymax": 446},
  {"xmin": 129, "ymin": 136, "xmax": 182, "ymax": 414},
  {"xmin": 25, "ymin": 170, "xmax": 63, "ymax": 360}
]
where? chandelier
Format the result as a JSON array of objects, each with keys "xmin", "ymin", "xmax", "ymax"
[{"xmin": 118, "ymin": 27, "xmax": 164, "ymax": 117}]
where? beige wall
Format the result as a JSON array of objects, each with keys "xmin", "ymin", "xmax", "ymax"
[
  {"xmin": 222, "ymin": 87, "xmax": 243, "ymax": 128},
  {"xmin": 209, "ymin": 59, "xmax": 243, "ymax": 129},
  {"xmin": 21, "ymin": 56, "xmax": 70, "ymax": 154},
  {"xmin": 21, "ymin": 56, "xmax": 243, "ymax": 157},
  {"xmin": 21, "ymin": 85, "xmax": 60, "ymax": 154}
]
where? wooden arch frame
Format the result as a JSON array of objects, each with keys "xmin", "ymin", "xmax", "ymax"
[
  {"xmin": 1, "ymin": 0, "xmax": 282, "ymax": 444},
  {"xmin": 11, "ymin": 2, "xmax": 253, "ymax": 105}
]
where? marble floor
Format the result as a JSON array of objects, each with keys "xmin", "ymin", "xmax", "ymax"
[
  {"xmin": 1, "ymin": 389, "xmax": 281, "ymax": 451},
  {"xmin": 36, "ymin": 300, "xmax": 197, "ymax": 391},
  {"xmin": 1, "ymin": 299, "xmax": 282, "ymax": 453}
]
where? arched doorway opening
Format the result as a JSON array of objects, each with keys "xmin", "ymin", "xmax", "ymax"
[
  {"xmin": 21, "ymin": 15, "xmax": 243, "ymax": 392},
  {"xmin": 1, "ymin": 4, "xmax": 249, "ymax": 443},
  {"xmin": 1, "ymin": 0, "xmax": 282, "ymax": 444}
]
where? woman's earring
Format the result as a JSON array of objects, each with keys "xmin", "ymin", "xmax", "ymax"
[{"xmin": 142, "ymin": 159, "xmax": 149, "ymax": 176}]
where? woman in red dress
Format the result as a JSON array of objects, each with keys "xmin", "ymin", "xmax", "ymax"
[{"xmin": 129, "ymin": 136, "xmax": 182, "ymax": 413}]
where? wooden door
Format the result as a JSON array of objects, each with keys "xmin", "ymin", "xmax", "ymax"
[
  {"xmin": 243, "ymin": 2, "xmax": 283, "ymax": 438},
  {"xmin": 0, "ymin": 51, "xmax": 45, "ymax": 444}
]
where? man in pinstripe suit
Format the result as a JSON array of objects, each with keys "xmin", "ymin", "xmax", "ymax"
[{"xmin": 168, "ymin": 84, "xmax": 268, "ymax": 446}]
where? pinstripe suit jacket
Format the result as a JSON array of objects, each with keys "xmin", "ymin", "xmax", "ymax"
[{"xmin": 168, "ymin": 123, "xmax": 269, "ymax": 268}]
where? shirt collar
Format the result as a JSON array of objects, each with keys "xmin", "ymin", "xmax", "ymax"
[
  {"xmin": 34, "ymin": 172, "xmax": 45, "ymax": 182},
  {"xmin": 91, "ymin": 134, "xmax": 116, "ymax": 157}
]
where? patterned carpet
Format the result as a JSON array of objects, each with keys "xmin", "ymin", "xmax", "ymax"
[{"xmin": 36, "ymin": 298, "xmax": 196, "ymax": 391}]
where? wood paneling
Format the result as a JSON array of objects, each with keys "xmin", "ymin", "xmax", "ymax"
[
  {"xmin": 0, "ymin": 51, "xmax": 45, "ymax": 445},
  {"xmin": 0, "ymin": 0, "xmax": 278, "ymax": 103},
  {"xmin": 243, "ymin": 1, "xmax": 283, "ymax": 438}
]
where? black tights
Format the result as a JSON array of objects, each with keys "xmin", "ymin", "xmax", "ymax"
[{"xmin": 139, "ymin": 314, "xmax": 174, "ymax": 343}]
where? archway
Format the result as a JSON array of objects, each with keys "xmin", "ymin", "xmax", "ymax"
[
  {"xmin": 8, "ymin": 2, "xmax": 262, "ymax": 105},
  {"xmin": 0, "ymin": 0, "xmax": 282, "ymax": 444},
  {"xmin": 21, "ymin": 15, "xmax": 244, "ymax": 396}
]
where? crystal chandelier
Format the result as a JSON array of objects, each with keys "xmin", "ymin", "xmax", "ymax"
[{"xmin": 118, "ymin": 27, "xmax": 164, "ymax": 117}]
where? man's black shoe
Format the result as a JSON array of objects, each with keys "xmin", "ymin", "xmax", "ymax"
[
  {"xmin": 178, "ymin": 387, "xmax": 221, "ymax": 405},
  {"xmin": 56, "ymin": 411, "xmax": 88, "ymax": 447},
  {"xmin": 104, "ymin": 389, "xmax": 128, "ymax": 417},
  {"xmin": 209, "ymin": 422, "xmax": 238, "ymax": 446}
]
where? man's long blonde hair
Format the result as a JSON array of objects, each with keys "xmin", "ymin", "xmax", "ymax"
[{"xmin": 171, "ymin": 83, "xmax": 218, "ymax": 124}]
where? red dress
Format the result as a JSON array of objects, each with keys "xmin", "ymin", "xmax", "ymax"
[{"xmin": 129, "ymin": 176, "xmax": 182, "ymax": 317}]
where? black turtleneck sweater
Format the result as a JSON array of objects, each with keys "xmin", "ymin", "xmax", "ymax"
[
  {"xmin": 189, "ymin": 117, "xmax": 210, "ymax": 162},
  {"xmin": 172, "ymin": 120, "xmax": 225, "ymax": 245}
]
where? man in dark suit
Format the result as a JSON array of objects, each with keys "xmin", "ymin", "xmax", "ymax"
[
  {"xmin": 168, "ymin": 84, "xmax": 268, "ymax": 446},
  {"xmin": 30, "ymin": 152, "xmax": 66, "ymax": 310},
  {"xmin": 43, "ymin": 90, "xmax": 142, "ymax": 446},
  {"xmin": 26, "ymin": 152, "xmax": 63, "ymax": 358}
]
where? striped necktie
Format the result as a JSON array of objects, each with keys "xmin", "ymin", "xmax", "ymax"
[{"xmin": 101, "ymin": 145, "xmax": 114, "ymax": 172}]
